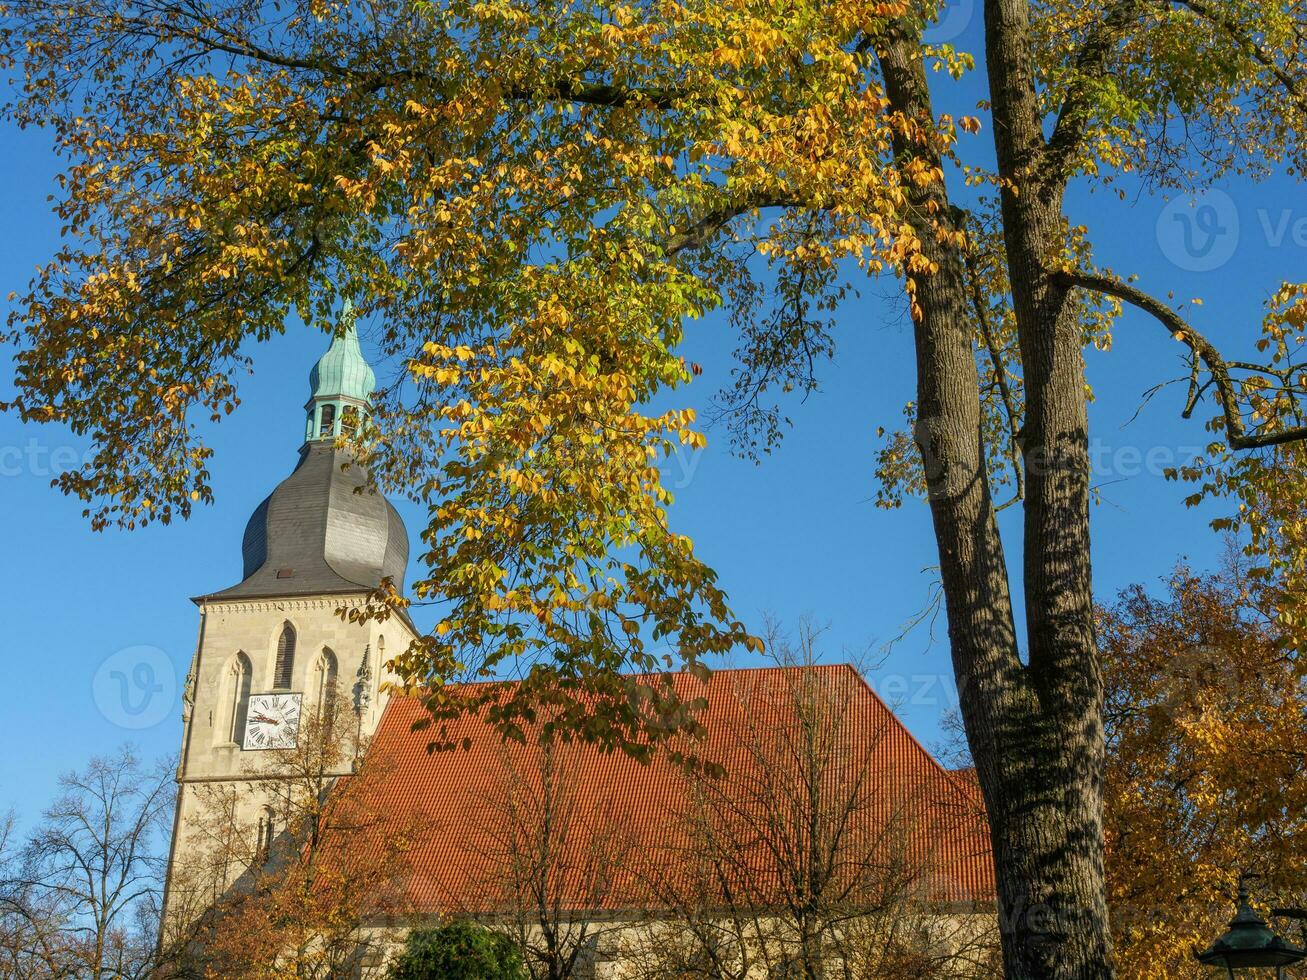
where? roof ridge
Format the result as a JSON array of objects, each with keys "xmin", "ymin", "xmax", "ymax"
[{"xmin": 402, "ymin": 661, "xmax": 853, "ymax": 693}]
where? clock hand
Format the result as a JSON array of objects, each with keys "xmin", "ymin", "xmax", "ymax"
[{"xmin": 251, "ymin": 713, "xmax": 279, "ymax": 724}]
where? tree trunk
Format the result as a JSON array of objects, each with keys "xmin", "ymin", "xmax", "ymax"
[
  {"xmin": 878, "ymin": 13, "xmax": 1112, "ymax": 977},
  {"xmin": 982, "ymin": 0, "xmax": 1110, "ymax": 973}
]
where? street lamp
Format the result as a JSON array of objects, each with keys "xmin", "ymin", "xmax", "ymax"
[{"xmin": 1195, "ymin": 876, "xmax": 1306, "ymax": 979}]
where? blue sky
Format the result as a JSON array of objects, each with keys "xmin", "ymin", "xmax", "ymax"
[{"xmin": 2, "ymin": 6, "xmax": 1302, "ymax": 822}]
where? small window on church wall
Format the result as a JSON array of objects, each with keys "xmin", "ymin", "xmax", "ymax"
[
  {"xmin": 273, "ymin": 624, "xmax": 296, "ymax": 690},
  {"xmin": 340, "ymin": 405, "xmax": 359, "ymax": 436},
  {"xmin": 318, "ymin": 403, "xmax": 336, "ymax": 438},
  {"xmin": 228, "ymin": 654, "xmax": 252, "ymax": 745}
]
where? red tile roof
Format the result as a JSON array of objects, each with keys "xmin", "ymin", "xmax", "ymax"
[{"xmin": 343, "ymin": 665, "xmax": 995, "ymax": 915}]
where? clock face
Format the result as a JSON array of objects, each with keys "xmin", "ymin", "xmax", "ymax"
[{"xmin": 242, "ymin": 693, "xmax": 302, "ymax": 750}]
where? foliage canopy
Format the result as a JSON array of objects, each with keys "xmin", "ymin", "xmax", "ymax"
[
  {"xmin": 2, "ymin": 0, "xmax": 1305, "ymax": 758},
  {"xmin": 1100, "ymin": 567, "xmax": 1306, "ymax": 979}
]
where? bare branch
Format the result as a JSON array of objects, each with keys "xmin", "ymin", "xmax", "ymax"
[
  {"xmin": 1052, "ymin": 269, "xmax": 1307, "ymax": 450},
  {"xmin": 963, "ymin": 247, "xmax": 1024, "ymax": 510}
]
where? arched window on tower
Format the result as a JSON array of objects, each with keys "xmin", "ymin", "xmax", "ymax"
[
  {"xmin": 314, "ymin": 648, "xmax": 339, "ymax": 731},
  {"xmin": 340, "ymin": 405, "xmax": 360, "ymax": 437},
  {"xmin": 225, "ymin": 652, "xmax": 252, "ymax": 745},
  {"xmin": 318, "ymin": 403, "xmax": 336, "ymax": 438},
  {"xmin": 273, "ymin": 623, "xmax": 296, "ymax": 690}
]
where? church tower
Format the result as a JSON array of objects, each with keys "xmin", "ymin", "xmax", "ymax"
[{"xmin": 162, "ymin": 310, "xmax": 418, "ymax": 918}]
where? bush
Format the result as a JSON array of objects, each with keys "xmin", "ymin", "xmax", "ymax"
[{"xmin": 387, "ymin": 921, "xmax": 527, "ymax": 980}]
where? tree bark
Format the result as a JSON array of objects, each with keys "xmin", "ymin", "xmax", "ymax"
[
  {"xmin": 983, "ymin": 0, "xmax": 1110, "ymax": 974},
  {"xmin": 877, "ymin": 8, "xmax": 1112, "ymax": 975}
]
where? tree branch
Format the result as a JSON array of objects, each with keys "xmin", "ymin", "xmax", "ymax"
[
  {"xmin": 662, "ymin": 195, "xmax": 805, "ymax": 256},
  {"xmin": 1168, "ymin": 0, "xmax": 1307, "ymax": 109},
  {"xmin": 1044, "ymin": 0, "xmax": 1145, "ymax": 181},
  {"xmin": 963, "ymin": 246, "xmax": 1025, "ymax": 511},
  {"xmin": 1046, "ymin": 0, "xmax": 1307, "ymax": 180},
  {"xmin": 1052, "ymin": 269, "xmax": 1307, "ymax": 450},
  {"xmin": 540, "ymin": 77, "xmax": 679, "ymax": 110}
]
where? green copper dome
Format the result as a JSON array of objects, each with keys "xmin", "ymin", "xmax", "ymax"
[
  {"xmin": 304, "ymin": 302, "xmax": 377, "ymax": 444},
  {"xmin": 309, "ymin": 301, "xmax": 376, "ymax": 403}
]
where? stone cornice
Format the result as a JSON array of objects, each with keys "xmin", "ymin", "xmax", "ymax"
[
  {"xmin": 193, "ymin": 594, "xmax": 421, "ymax": 638},
  {"xmin": 177, "ymin": 767, "xmax": 357, "ymax": 786},
  {"xmin": 195, "ymin": 594, "xmax": 371, "ymax": 616}
]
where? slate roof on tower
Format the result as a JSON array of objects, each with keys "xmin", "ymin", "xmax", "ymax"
[{"xmin": 204, "ymin": 442, "xmax": 410, "ymax": 600}]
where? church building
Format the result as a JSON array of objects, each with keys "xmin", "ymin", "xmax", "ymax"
[{"xmin": 161, "ymin": 318, "xmax": 997, "ymax": 978}]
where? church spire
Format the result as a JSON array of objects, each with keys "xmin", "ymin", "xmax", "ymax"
[
  {"xmin": 203, "ymin": 301, "xmax": 408, "ymax": 602},
  {"xmin": 304, "ymin": 301, "xmax": 376, "ymax": 443}
]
